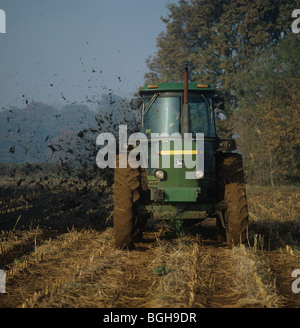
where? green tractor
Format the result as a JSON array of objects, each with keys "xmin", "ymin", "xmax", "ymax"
[{"xmin": 113, "ymin": 68, "xmax": 248, "ymax": 249}]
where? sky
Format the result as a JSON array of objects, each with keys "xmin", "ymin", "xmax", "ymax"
[{"xmin": 0, "ymin": 0, "xmax": 171, "ymax": 111}]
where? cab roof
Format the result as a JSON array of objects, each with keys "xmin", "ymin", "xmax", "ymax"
[{"xmin": 139, "ymin": 82, "xmax": 215, "ymax": 95}]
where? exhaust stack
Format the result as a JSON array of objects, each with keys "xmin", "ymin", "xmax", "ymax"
[{"xmin": 182, "ymin": 67, "xmax": 190, "ymax": 136}]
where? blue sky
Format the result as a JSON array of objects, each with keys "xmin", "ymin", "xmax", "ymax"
[{"xmin": 0, "ymin": 0, "xmax": 171, "ymax": 110}]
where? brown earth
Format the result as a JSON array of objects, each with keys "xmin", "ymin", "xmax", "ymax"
[{"xmin": 0, "ymin": 178, "xmax": 299, "ymax": 308}]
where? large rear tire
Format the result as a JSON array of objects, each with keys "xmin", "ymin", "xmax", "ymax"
[
  {"xmin": 224, "ymin": 182, "xmax": 249, "ymax": 246},
  {"xmin": 113, "ymin": 154, "xmax": 141, "ymax": 250},
  {"xmin": 216, "ymin": 153, "xmax": 249, "ymax": 247}
]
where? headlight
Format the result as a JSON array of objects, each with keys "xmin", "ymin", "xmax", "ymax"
[
  {"xmin": 195, "ymin": 170, "xmax": 204, "ymax": 179},
  {"xmin": 155, "ymin": 170, "xmax": 165, "ymax": 180}
]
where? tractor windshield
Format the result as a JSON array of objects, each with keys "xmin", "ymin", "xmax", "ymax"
[
  {"xmin": 142, "ymin": 93, "xmax": 215, "ymax": 137},
  {"xmin": 143, "ymin": 95, "xmax": 181, "ymax": 135}
]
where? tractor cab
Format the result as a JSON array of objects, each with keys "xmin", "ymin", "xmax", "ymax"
[{"xmin": 138, "ymin": 83, "xmax": 217, "ymax": 138}]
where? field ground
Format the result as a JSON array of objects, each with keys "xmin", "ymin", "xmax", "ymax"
[{"xmin": 0, "ymin": 177, "xmax": 299, "ymax": 308}]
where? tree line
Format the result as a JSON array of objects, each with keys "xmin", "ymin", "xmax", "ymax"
[{"xmin": 144, "ymin": 0, "xmax": 299, "ymax": 185}]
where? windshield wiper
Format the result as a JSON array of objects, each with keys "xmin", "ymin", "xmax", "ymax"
[
  {"xmin": 144, "ymin": 92, "xmax": 161, "ymax": 116},
  {"xmin": 142, "ymin": 92, "xmax": 162, "ymax": 127}
]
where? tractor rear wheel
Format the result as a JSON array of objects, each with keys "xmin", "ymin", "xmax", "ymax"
[
  {"xmin": 113, "ymin": 154, "xmax": 141, "ymax": 250},
  {"xmin": 216, "ymin": 153, "xmax": 249, "ymax": 247}
]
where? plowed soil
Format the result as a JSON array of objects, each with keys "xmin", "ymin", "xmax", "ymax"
[{"xmin": 0, "ymin": 178, "xmax": 299, "ymax": 308}]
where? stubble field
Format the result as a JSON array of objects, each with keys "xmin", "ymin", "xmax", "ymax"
[{"xmin": 0, "ymin": 176, "xmax": 299, "ymax": 308}]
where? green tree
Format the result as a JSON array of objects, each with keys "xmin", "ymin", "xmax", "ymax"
[
  {"xmin": 232, "ymin": 36, "xmax": 300, "ymax": 185},
  {"xmin": 145, "ymin": 0, "xmax": 297, "ymax": 136}
]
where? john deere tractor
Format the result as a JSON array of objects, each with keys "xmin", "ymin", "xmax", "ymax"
[{"xmin": 113, "ymin": 68, "xmax": 248, "ymax": 249}]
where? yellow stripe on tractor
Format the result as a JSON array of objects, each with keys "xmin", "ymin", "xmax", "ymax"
[{"xmin": 160, "ymin": 150, "xmax": 197, "ymax": 155}]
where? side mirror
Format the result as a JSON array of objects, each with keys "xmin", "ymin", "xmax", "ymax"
[
  {"xmin": 213, "ymin": 96, "xmax": 225, "ymax": 111},
  {"xmin": 130, "ymin": 98, "xmax": 142, "ymax": 110}
]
